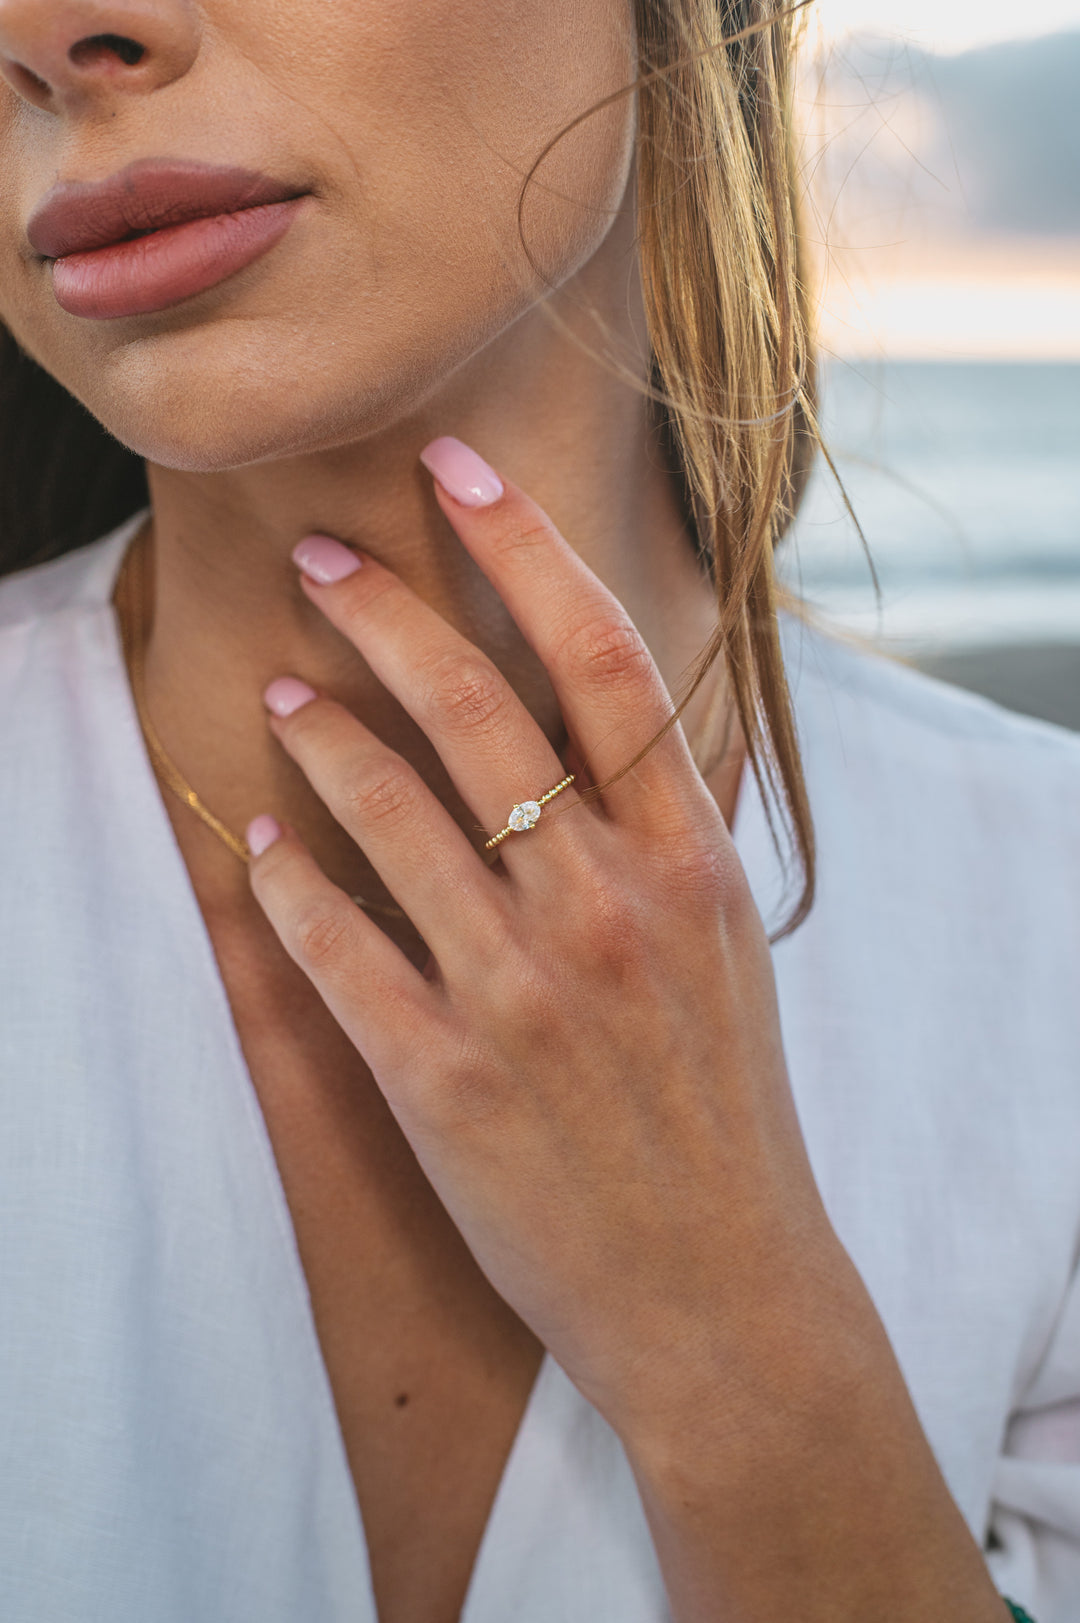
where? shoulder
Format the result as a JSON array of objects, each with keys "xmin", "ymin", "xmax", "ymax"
[
  {"xmin": 0, "ymin": 514, "xmax": 144, "ymax": 638},
  {"xmin": 781, "ymin": 608, "xmax": 1080, "ymax": 793}
]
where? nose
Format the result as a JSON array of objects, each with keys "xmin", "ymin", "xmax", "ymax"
[{"xmin": 0, "ymin": 1, "xmax": 200, "ymax": 111}]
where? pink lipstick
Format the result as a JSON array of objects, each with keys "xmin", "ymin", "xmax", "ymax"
[{"xmin": 27, "ymin": 160, "xmax": 310, "ymax": 321}]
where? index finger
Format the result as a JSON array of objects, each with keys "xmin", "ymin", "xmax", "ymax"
[{"xmin": 418, "ymin": 437, "xmax": 702, "ymax": 823}]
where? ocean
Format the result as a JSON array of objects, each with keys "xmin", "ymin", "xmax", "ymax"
[{"xmin": 779, "ymin": 360, "xmax": 1080, "ymax": 654}]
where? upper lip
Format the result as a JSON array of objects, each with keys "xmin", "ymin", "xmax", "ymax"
[{"xmin": 27, "ymin": 160, "xmax": 307, "ymax": 260}]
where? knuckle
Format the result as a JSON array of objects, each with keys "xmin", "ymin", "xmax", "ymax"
[
  {"xmin": 506, "ymin": 954, "xmax": 563, "ymax": 1032},
  {"xmin": 436, "ymin": 1037, "xmax": 503, "ymax": 1125},
  {"xmin": 559, "ymin": 614, "xmax": 653, "ymax": 689},
  {"xmin": 341, "ymin": 568, "xmax": 399, "ymax": 621},
  {"xmin": 343, "ymin": 758, "xmax": 419, "ymax": 828},
  {"xmin": 664, "ymin": 838, "xmax": 732, "ymax": 910},
  {"xmin": 487, "ymin": 509, "xmax": 554, "ymax": 564},
  {"xmin": 577, "ymin": 879, "xmax": 647, "ymax": 963},
  {"xmin": 316, "ymin": 566, "xmax": 397, "ymax": 642},
  {"xmin": 439, "ymin": 968, "xmax": 561, "ymax": 1116},
  {"xmin": 661, "ymin": 834, "xmax": 757, "ymax": 940},
  {"xmin": 419, "ymin": 651, "xmax": 510, "ymax": 735},
  {"xmin": 292, "ymin": 901, "xmax": 356, "ymax": 970}
]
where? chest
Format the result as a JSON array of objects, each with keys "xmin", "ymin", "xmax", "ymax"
[{"xmin": 208, "ymin": 901, "xmax": 545, "ymax": 1623}]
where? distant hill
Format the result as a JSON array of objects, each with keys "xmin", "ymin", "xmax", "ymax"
[
  {"xmin": 805, "ymin": 29, "xmax": 1080, "ymax": 238},
  {"xmin": 927, "ymin": 31, "xmax": 1080, "ymax": 233}
]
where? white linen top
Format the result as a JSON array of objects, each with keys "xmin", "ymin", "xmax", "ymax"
[{"xmin": 0, "ymin": 513, "xmax": 1078, "ymax": 1623}]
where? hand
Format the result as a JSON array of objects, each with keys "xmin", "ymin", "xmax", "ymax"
[
  {"xmin": 245, "ymin": 438, "xmax": 840, "ymax": 1432},
  {"xmin": 247, "ymin": 440, "xmax": 1010, "ymax": 1623},
  {"xmin": 247, "ymin": 440, "xmax": 836, "ymax": 1434}
]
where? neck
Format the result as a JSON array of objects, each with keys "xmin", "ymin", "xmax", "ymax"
[{"xmin": 132, "ymin": 225, "xmax": 739, "ymax": 909}]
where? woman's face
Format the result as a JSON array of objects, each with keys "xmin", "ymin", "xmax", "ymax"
[{"xmin": 0, "ymin": 0, "xmax": 636, "ymax": 470}]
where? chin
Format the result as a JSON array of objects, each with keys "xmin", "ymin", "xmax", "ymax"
[
  {"xmin": 40, "ymin": 310, "xmax": 468, "ymax": 473},
  {"xmin": 19, "ymin": 254, "xmax": 543, "ymax": 472}
]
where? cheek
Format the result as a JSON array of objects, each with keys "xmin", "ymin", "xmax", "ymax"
[
  {"xmin": 0, "ymin": 0, "xmax": 638, "ymax": 471},
  {"xmin": 307, "ymin": 0, "xmax": 638, "ymax": 269},
  {"xmin": 423, "ymin": 2, "xmax": 639, "ymax": 285},
  {"xmin": 278, "ymin": 0, "xmax": 639, "ymax": 356}
]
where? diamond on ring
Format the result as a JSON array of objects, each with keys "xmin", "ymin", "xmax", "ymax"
[
  {"xmin": 484, "ymin": 774, "xmax": 575, "ymax": 850},
  {"xmin": 508, "ymin": 800, "xmax": 542, "ymax": 832}
]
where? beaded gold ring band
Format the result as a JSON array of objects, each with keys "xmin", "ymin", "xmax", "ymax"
[{"xmin": 484, "ymin": 774, "xmax": 575, "ymax": 851}]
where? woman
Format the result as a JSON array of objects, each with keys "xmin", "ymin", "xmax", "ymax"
[{"xmin": 0, "ymin": 1, "xmax": 1073, "ymax": 1620}]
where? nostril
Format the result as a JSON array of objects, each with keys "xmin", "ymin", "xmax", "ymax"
[
  {"xmin": 68, "ymin": 34, "xmax": 147, "ymax": 70},
  {"xmin": 6, "ymin": 59, "xmax": 51, "ymax": 99}
]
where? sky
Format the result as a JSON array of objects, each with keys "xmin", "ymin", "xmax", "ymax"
[{"xmin": 813, "ymin": 0, "xmax": 1080, "ymax": 53}]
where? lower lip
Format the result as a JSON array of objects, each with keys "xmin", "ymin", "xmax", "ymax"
[{"xmin": 49, "ymin": 197, "xmax": 307, "ymax": 321}]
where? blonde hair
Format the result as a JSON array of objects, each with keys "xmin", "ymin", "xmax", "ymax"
[{"xmin": 636, "ymin": 0, "xmax": 819, "ymax": 939}]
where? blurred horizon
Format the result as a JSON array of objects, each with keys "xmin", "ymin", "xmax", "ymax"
[
  {"xmin": 780, "ymin": 357, "xmax": 1080, "ymax": 652},
  {"xmin": 772, "ymin": 1, "xmax": 1080, "ymax": 719}
]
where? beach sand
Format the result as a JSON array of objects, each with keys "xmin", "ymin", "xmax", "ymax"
[{"xmin": 911, "ymin": 644, "xmax": 1080, "ymax": 732}]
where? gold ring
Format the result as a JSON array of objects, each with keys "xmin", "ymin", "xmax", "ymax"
[{"xmin": 484, "ymin": 774, "xmax": 575, "ymax": 850}]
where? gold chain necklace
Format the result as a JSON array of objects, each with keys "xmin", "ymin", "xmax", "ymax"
[
  {"xmin": 113, "ymin": 525, "xmax": 407, "ymax": 920},
  {"xmin": 115, "ymin": 526, "xmax": 737, "ymax": 906}
]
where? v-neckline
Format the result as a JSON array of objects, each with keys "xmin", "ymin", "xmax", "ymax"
[{"xmin": 86, "ymin": 513, "xmax": 771, "ymax": 1623}]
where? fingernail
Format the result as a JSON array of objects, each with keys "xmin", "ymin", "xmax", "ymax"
[
  {"xmin": 263, "ymin": 676, "xmax": 317, "ymax": 716},
  {"xmin": 419, "ymin": 437, "xmax": 504, "ymax": 507},
  {"xmin": 246, "ymin": 814, "xmax": 282, "ymax": 856},
  {"xmin": 292, "ymin": 534, "xmax": 363, "ymax": 583}
]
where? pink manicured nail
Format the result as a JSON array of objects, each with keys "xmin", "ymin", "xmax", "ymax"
[
  {"xmin": 246, "ymin": 814, "xmax": 282, "ymax": 856},
  {"xmin": 263, "ymin": 676, "xmax": 317, "ymax": 716},
  {"xmin": 419, "ymin": 437, "xmax": 504, "ymax": 507},
  {"xmin": 292, "ymin": 534, "xmax": 363, "ymax": 583}
]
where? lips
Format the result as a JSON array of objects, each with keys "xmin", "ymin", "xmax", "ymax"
[{"xmin": 27, "ymin": 160, "xmax": 310, "ymax": 320}]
